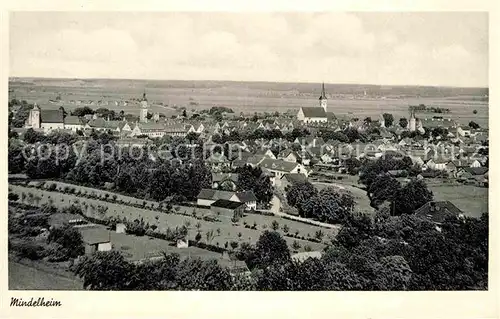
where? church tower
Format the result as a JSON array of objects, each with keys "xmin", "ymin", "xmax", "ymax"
[
  {"xmin": 29, "ymin": 103, "xmax": 41, "ymax": 129},
  {"xmin": 409, "ymin": 108, "xmax": 416, "ymax": 132},
  {"xmin": 139, "ymin": 90, "xmax": 148, "ymax": 123},
  {"xmin": 319, "ymin": 82, "xmax": 327, "ymax": 112}
]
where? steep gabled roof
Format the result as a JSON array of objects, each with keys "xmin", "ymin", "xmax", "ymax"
[
  {"xmin": 258, "ymin": 158, "xmax": 299, "ymax": 173},
  {"xmin": 64, "ymin": 116, "xmax": 82, "ymax": 125},
  {"xmin": 414, "ymin": 201, "xmax": 464, "ymax": 223},
  {"xmin": 283, "ymin": 173, "xmax": 307, "ymax": 184},
  {"xmin": 464, "ymin": 167, "xmax": 488, "ymax": 176},
  {"xmin": 300, "ymin": 107, "xmax": 327, "ymax": 118},
  {"xmin": 40, "ymin": 109, "xmax": 64, "ymax": 123},
  {"xmin": 235, "ymin": 190, "xmax": 257, "ymax": 203},
  {"xmin": 197, "ymin": 188, "xmax": 235, "ymax": 200},
  {"xmin": 210, "ymin": 199, "xmax": 245, "ymax": 210}
]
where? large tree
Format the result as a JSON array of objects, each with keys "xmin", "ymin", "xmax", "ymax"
[
  {"xmin": 237, "ymin": 165, "xmax": 272, "ymax": 204},
  {"xmin": 367, "ymin": 174, "xmax": 402, "ymax": 208},
  {"xmin": 301, "ymin": 187, "xmax": 355, "ymax": 223},
  {"xmin": 382, "ymin": 113, "xmax": 394, "ymax": 127},
  {"xmin": 393, "ymin": 179, "xmax": 433, "ymax": 215},
  {"xmin": 286, "ymin": 181, "xmax": 318, "ymax": 216},
  {"xmin": 399, "ymin": 117, "xmax": 408, "ymax": 129},
  {"xmin": 255, "ymin": 231, "xmax": 291, "ymax": 269},
  {"xmin": 73, "ymin": 251, "xmax": 134, "ymax": 290}
]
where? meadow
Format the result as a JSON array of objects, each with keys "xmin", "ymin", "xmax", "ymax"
[
  {"xmin": 428, "ymin": 184, "xmax": 488, "ymax": 218},
  {"xmin": 8, "ymin": 260, "xmax": 82, "ymax": 290},
  {"xmin": 9, "ymin": 183, "xmax": 329, "ymax": 256},
  {"xmin": 9, "ymin": 78, "xmax": 489, "ymax": 127}
]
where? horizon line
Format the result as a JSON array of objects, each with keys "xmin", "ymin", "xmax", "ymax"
[{"xmin": 8, "ymin": 75, "xmax": 489, "ymax": 90}]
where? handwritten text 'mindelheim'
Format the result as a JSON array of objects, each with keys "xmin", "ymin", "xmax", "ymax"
[{"xmin": 10, "ymin": 297, "xmax": 62, "ymax": 307}]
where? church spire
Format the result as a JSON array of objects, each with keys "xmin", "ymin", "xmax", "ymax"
[
  {"xmin": 142, "ymin": 89, "xmax": 147, "ymax": 101},
  {"xmin": 320, "ymin": 82, "xmax": 327, "ymax": 100},
  {"xmin": 319, "ymin": 82, "xmax": 328, "ymax": 112}
]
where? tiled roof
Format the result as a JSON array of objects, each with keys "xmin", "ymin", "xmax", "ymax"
[
  {"xmin": 258, "ymin": 158, "xmax": 299, "ymax": 173},
  {"xmin": 40, "ymin": 110, "xmax": 64, "ymax": 123},
  {"xmin": 64, "ymin": 116, "xmax": 82, "ymax": 125},
  {"xmin": 197, "ymin": 189, "xmax": 235, "ymax": 201},
  {"xmin": 414, "ymin": 201, "xmax": 464, "ymax": 223},
  {"xmin": 300, "ymin": 107, "xmax": 327, "ymax": 118},
  {"xmin": 235, "ymin": 191, "xmax": 257, "ymax": 203},
  {"xmin": 210, "ymin": 199, "xmax": 245, "ymax": 210}
]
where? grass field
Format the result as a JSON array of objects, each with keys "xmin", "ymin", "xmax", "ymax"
[
  {"xmin": 9, "ymin": 78, "xmax": 489, "ymax": 127},
  {"xmin": 10, "ymin": 184, "xmax": 328, "ymax": 253},
  {"xmin": 8, "ymin": 260, "xmax": 82, "ymax": 290},
  {"xmin": 428, "ymin": 184, "xmax": 488, "ymax": 218}
]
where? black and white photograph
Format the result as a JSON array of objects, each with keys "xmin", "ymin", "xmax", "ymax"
[{"xmin": 5, "ymin": 9, "xmax": 491, "ymax": 297}]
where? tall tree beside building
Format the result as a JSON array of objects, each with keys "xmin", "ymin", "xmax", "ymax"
[{"xmin": 237, "ymin": 165, "xmax": 272, "ymax": 204}]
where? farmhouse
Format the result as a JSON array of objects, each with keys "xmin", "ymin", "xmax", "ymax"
[
  {"xmin": 64, "ymin": 116, "xmax": 84, "ymax": 132},
  {"xmin": 414, "ymin": 201, "xmax": 464, "ymax": 224},
  {"xmin": 80, "ymin": 227, "xmax": 112, "ymax": 255},
  {"xmin": 210, "ymin": 199, "xmax": 246, "ymax": 219},
  {"xmin": 258, "ymin": 158, "xmax": 308, "ymax": 184},
  {"xmin": 197, "ymin": 189, "xmax": 257, "ymax": 210}
]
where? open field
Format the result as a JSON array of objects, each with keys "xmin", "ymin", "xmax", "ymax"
[
  {"xmin": 8, "ymin": 260, "xmax": 82, "ymax": 290},
  {"xmin": 428, "ymin": 184, "xmax": 488, "ymax": 218},
  {"xmin": 9, "ymin": 184, "xmax": 328, "ymax": 252},
  {"xmin": 9, "ymin": 78, "xmax": 489, "ymax": 127}
]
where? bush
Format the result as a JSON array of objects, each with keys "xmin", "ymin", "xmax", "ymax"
[
  {"xmin": 8, "ymin": 192, "xmax": 19, "ymax": 201},
  {"xmin": 230, "ymin": 241, "xmax": 239, "ymax": 249},
  {"xmin": 48, "ymin": 183, "xmax": 57, "ymax": 191},
  {"xmin": 15, "ymin": 241, "xmax": 46, "ymax": 260}
]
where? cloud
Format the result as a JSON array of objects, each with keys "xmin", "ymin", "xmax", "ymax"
[{"xmin": 9, "ymin": 12, "xmax": 488, "ymax": 87}]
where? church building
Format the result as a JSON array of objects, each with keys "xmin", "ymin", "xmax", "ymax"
[
  {"xmin": 297, "ymin": 83, "xmax": 329, "ymax": 123},
  {"xmin": 25, "ymin": 104, "xmax": 65, "ymax": 133}
]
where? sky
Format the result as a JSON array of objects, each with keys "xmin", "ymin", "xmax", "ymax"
[{"xmin": 9, "ymin": 12, "xmax": 488, "ymax": 87}]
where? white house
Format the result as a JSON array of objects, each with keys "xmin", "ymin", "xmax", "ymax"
[
  {"xmin": 258, "ymin": 158, "xmax": 308, "ymax": 183},
  {"xmin": 457, "ymin": 126, "xmax": 472, "ymax": 137},
  {"xmin": 425, "ymin": 157, "xmax": 448, "ymax": 171},
  {"xmin": 63, "ymin": 116, "xmax": 84, "ymax": 132}
]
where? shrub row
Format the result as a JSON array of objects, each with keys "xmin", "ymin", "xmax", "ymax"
[
  {"xmin": 283, "ymin": 232, "xmax": 322, "ymax": 243},
  {"xmin": 188, "ymin": 240, "xmax": 226, "ymax": 254}
]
